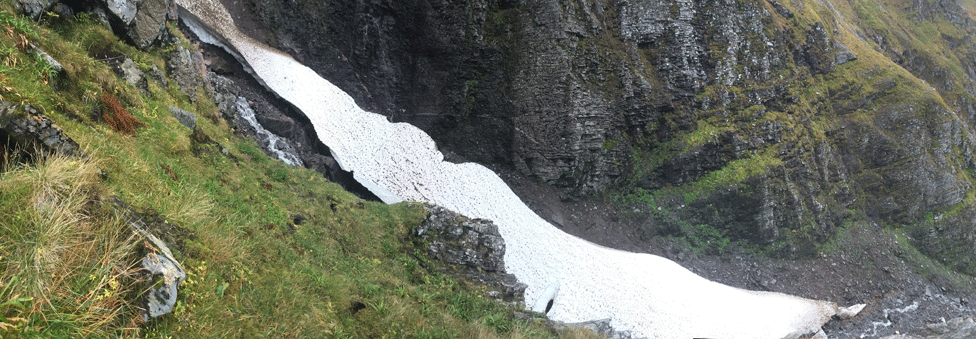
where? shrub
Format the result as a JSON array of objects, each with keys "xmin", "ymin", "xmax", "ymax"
[{"xmin": 100, "ymin": 92, "xmax": 142, "ymax": 135}]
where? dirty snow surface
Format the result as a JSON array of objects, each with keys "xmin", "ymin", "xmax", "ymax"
[{"xmin": 176, "ymin": 1, "xmax": 856, "ymax": 337}]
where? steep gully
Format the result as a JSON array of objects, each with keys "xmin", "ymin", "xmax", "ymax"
[{"xmin": 174, "ymin": 0, "xmax": 864, "ymax": 337}]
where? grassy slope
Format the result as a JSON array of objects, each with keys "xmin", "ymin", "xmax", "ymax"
[{"xmin": 0, "ymin": 4, "xmax": 596, "ymax": 338}]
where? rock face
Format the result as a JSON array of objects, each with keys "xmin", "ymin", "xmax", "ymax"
[
  {"xmin": 64, "ymin": 0, "xmax": 174, "ymax": 49},
  {"xmin": 414, "ymin": 206, "xmax": 526, "ymax": 302},
  {"xmin": 201, "ymin": 48, "xmax": 379, "ymax": 200},
  {"xmin": 0, "ymin": 101, "xmax": 81, "ymax": 158},
  {"xmin": 167, "ymin": 45, "xmax": 204, "ymax": 101},
  {"xmin": 235, "ymin": 0, "xmax": 976, "ymax": 265}
]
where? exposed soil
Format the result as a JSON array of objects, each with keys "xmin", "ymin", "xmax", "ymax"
[{"xmin": 191, "ymin": 2, "xmax": 976, "ymax": 338}]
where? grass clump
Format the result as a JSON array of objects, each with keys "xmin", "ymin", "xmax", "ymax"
[{"xmin": 0, "ymin": 153, "xmax": 142, "ymax": 337}]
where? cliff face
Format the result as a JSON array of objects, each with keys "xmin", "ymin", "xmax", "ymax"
[{"xmin": 237, "ymin": 0, "xmax": 976, "ymax": 268}]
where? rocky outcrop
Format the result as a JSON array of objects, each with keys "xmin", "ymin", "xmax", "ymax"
[
  {"xmin": 237, "ymin": 0, "xmax": 653, "ymax": 196},
  {"xmin": 0, "ymin": 101, "xmax": 82, "ymax": 158},
  {"xmin": 201, "ymin": 48, "xmax": 379, "ymax": 200},
  {"xmin": 413, "ymin": 206, "xmax": 526, "ymax": 302},
  {"xmin": 14, "ymin": 0, "xmax": 55, "ymax": 20},
  {"xmin": 109, "ymin": 56, "xmax": 167, "ymax": 95},
  {"xmin": 63, "ymin": 0, "xmax": 175, "ymax": 49},
  {"xmin": 167, "ymin": 45, "xmax": 205, "ymax": 101}
]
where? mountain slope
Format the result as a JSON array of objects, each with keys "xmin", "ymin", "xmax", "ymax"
[
  {"xmin": 0, "ymin": 3, "xmax": 597, "ymax": 338},
  {"xmin": 237, "ymin": 0, "xmax": 976, "ymax": 269}
]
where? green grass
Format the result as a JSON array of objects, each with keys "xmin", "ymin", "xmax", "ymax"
[{"xmin": 0, "ymin": 4, "xmax": 600, "ymax": 339}]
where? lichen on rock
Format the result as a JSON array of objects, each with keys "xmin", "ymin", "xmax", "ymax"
[{"xmin": 413, "ymin": 206, "xmax": 526, "ymax": 303}]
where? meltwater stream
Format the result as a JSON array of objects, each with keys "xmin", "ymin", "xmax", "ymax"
[{"xmin": 176, "ymin": 1, "xmax": 863, "ymax": 337}]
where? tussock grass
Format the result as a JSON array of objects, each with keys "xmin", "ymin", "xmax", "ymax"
[{"xmin": 0, "ymin": 152, "xmax": 142, "ymax": 337}]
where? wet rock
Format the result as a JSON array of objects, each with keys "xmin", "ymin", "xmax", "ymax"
[
  {"xmin": 0, "ymin": 101, "xmax": 81, "ymax": 157},
  {"xmin": 208, "ymin": 73, "xmax": 242, "ymax": 122},
  {"xmin": 112, "ymin": 196, "xmax": 186, "ymax": 321},
  {"xmin": 167, "ymin": 46, "xmax": 202, "ymax": 101},
  {"xmin": 414, "ymin": 206, "xmax": 526, "ymax": 302},
  {"xmin": 168, "ymin": 106, "xmax": 196, "ymax": 130},
  {"xmin": 890, "ymin": 316, "xmax": 976, "ymax": 338},
  {"xmin": 255, "ymin": 113, "xmax": 297, "ymax": 140}
]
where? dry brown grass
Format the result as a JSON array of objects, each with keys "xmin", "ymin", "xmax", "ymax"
[
  {"xmin": 101, "ymin": 92, "xmax": 143, "ymax": 135},
  {"xmin": 0, "ymin": 152, "xmax": 142, "ymax": 336}
]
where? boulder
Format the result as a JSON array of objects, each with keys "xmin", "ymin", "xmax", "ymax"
[
  {"xmin": 14, "ymin": 0, "xmax": 54, "ymax": 20},
  {"xmin": 146, "ymin": 63, "xmax": 168, "ymax": 88},
  {"xmin": 414, "ymin": 206, "xmax": 526, "ymax": 302},
  {"xmin": 835, "ymin": 41, "xmax": 857, "ymax": 65},
  {"xmin": 168, "ymin": 106, "xmax": 196, "ymax": 129},
  {"xmin": 0, "ymin": 101, "xmax": 81, "ymax": 157},
  {"xmin": 51, "ymin": 3, "xmax": 74, "ymax": 21},
  {"xmin": 112, "ymin": 196, "xmax": 187, "ymax": 321},
  {"xmin": 114, "ymin": 57, "xmax": 147, "ymax": 89},
  {"xmin": 101, "ymin": 0, "xmax": 173, "ymax": 49},
  {"xmin": 254, "ymin": 111, "xmax": 297, "ymax": 138}
]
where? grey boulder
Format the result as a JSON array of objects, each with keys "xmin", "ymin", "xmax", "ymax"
[
  {"xmin": 168, "ymin": 106, "xmax": 196, "ymax": 130},
  {"xmin": 414, "ymin": 206, "xmax": 526, "ymax": 302}
]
